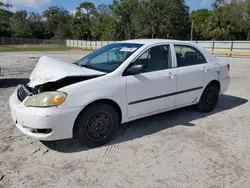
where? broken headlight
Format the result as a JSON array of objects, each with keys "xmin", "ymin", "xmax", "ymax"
[{"xmin": 24, "ymin": 92, "xmax": 67, "ymax": 107}]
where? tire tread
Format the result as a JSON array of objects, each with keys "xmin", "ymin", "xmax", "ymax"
[{"xmin": 74, "ymin": 103, "xmax": 119, "ymax": 148}]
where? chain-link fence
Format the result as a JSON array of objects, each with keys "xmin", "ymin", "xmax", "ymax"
[{"xmin": 0, "ymin": 37, "xmax": 66, "ymax": 46}]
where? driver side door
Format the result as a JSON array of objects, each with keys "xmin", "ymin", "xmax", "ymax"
[{"xmin": 125, "ymin": 44, "xmax": 178, "ymax": 118}]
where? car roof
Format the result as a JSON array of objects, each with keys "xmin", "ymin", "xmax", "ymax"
[
  {"xmin": 119, "ymin": 39, "xmax": 217, "ymax": 62},
  {"xmin": 120, "ymin": 39, "xmax": 192, "ymax": 45}
]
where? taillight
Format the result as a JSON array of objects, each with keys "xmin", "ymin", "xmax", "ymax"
[{"xmin": 227, "ymin": 64, "xmax": 230, "ymax": 71}]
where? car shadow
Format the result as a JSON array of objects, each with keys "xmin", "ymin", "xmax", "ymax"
[
  {"xmin": 41, "ymin": 94, "xmax": 248, "ymax": 153},
  {"xmin": 0, "ymin": 78, "xmax": 29, "ymax": 88}
]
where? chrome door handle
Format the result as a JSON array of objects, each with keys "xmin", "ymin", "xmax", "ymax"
[
  {"xmin": 216, "ymin": 66, "xmax": 220, "ymax": 73},
  {"xmin": 202, "ymin": 67, "xmax": 209, "ymax": 72},
  {"xmin": 167, "ymin": 72, "xmax": 176, "ymax": 78}
]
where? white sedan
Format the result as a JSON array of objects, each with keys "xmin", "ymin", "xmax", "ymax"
[{"xmin": 9, "ymin": 39, "xmax": 230, "ymax": 148}]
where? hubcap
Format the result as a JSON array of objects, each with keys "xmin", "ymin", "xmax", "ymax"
[
  {"xmin": 86, "ymin": 112, "xmax": 112, "ymax": 141},
  {"xmin": 206, "ymin": 92, "xmax": 214, "ymax": 106}
]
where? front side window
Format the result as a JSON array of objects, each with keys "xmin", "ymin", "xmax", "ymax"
[
  {"xmin": 174, "ymin": 45, "xmax": 207, "ymax": 67},
  {"xmin": 75, "ymin": 43, "xmax": 143, "ymax": 73},
  {"xmin": 134, "ymin": 45, "xmax": 172, "ymax": 73}
]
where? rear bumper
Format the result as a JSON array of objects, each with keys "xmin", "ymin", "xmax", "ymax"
[
  {"xmin": 219, "ymin": 76, "xmax": 230, "ymax": 94},
  {"xmin": 9, "ymin": 87, "xmax": 83, "ymax": 141}
]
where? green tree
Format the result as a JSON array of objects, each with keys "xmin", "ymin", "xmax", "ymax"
[
  {"xmin": 0, "ymin": 1, "xmax": 12, "ymax": 8},
  {"xmin": 190, "ymin": 9, "xmax": 212, "ymax": 39},
  {"xmin": 2, "ymin": 0, "xmax": 250, "ymax": 41},
  {"xmin": 207, "ymin": 2, "xmax": 245, "ymax": 40},
  {"xmin": 212, "ymin": 0, "xmax": 226, "ymax": 9},
  {"xmin": 240, "ymin": 0, "xmax": 250, "ymax": 40},
  {"xmin": 134, "ymin": 0, "xmax": 190, "ymax": 39},
  {"xmin": 97, "ymin": 4, "xmax": 111, "ymax": 15},
  {"xmin": 90, "ymin": 4, "xmax": 116, "ymax": 40},
  {"xmin": 43, "ymin": 6, "xmax": 72, "ymax": 39},
  {"xmin": 72, "ymin": 2, "xmax": 96, "ymax": 40},
  {"xmin": 27, "ymin": 12, "xmax": 46, "ymax": 38},
  {"xmin": 0, "ymin": 9, "xmax": 13, "ymax": 37},
  {"xmin": 10, "ymin": 10, "xmax": 32, "ymax": 38},
  {"xmin": 110, "ymin": 0, "xmax": 140, "ymax": 40}
]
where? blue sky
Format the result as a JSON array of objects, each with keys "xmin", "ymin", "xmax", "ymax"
[{"xmin": 4, "ymin": 0, "xmax": 213, "ymax": 13}]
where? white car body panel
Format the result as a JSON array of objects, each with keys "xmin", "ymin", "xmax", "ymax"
[
  {"xmin": 126, "ymin": 69, "xmax": 177, "ymax": 118},
  {"xmin": 59, "ymin": 74, "xmax": 128, "ymax": 123},
  {"xmin": 28, "ymin": 56, "xmax": 105, "ymax": 87},
  {"xmin": 9, "ymin": 39, "xmax": 231, "ymax": 141},
  {"xmin": 174, "ymin": 65, "xmax": 204, "ymax": 106},
  {"xmin": 9, "ymin": 87, "xmax": 82, "ymax": 140}
]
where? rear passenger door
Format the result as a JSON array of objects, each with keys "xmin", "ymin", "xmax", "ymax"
[{"xmin": 174, "ymin": 45, "xmax": 207, "ymax": 106}]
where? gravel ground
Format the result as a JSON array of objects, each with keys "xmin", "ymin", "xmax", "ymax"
[{"xmin": 0, "ymin": 51, "xmax": 250, "ymax": 188}]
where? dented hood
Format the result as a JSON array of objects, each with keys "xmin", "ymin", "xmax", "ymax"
[{"xmin": 28, "ymin": 56, "xmax": 105, "ymax": 87}]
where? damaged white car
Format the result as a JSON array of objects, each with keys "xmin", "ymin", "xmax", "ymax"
[{"xmin": 9, "ymin": 39, "xmax": 230, "ymax": 148}]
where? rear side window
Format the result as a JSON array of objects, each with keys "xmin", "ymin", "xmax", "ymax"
[{"xmin": 174, "ymin": 45, "xmax": 207, "ymax": 67}]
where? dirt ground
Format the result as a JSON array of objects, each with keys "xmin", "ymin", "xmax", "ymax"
[{"xmin": 0, "ymin": 51, "xmax": 250, "ymax": 188}]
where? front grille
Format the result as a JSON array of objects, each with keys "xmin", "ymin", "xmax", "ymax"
[{"xmin": 17, "ymin": 85, "xmax": 32, "ymax": 102}]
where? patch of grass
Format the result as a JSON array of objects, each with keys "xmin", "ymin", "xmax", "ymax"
[
  {"xmin": 70, "ymin": 47, "xmax": 96, "ymax": 51},
  {"xmin": 175, "ymin": 47, "xmax": 194, "ymax": 53},
  {"xmin": 0, "ymin": 46, "xmax": 72, "ymax": 52}
]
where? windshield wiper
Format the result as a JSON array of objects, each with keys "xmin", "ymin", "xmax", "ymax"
[
  {"xmin": 80, "ymin": 64, "xmax": 99, "ymax": 71},
  {"xmin": 80, "ymin": 64, "xmax": 109, "ymax": 73}
]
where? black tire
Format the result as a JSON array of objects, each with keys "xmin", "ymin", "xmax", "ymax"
[
  {"xmin": 74, "ymin": 103, "xmax": 119, "ymax": 148},
  {"xmin": 198, "ymin": 84, "xmax": 219, "ymax": 112}
]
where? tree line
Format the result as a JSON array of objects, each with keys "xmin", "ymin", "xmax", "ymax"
[{"xmin": 0, "ymin": 0, "xmax": 250, "ymax": 41}]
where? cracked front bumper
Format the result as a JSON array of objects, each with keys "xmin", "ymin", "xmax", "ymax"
[{"xmin": 9, "ymin": 86, "xmax": 82, "ymax": 141}]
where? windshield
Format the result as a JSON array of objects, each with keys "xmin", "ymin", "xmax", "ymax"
[{"xmin": 75, "ymin": 43, "xmax": 143, "ymax": 73}]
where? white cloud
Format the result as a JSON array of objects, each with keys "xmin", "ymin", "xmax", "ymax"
[
  {"xmin": 200, "ymin": 0, "xmax": 247, "ymax": 7},
  {"xmin": 1, "ymin": 6, "xmax": 17, "ymax": 12},
  {"xmin": 70, "ymin": 9, "xmax": 76, "ymax": 15},
  {"xmin": 2, "ymin": 0, "xmax": 52, "ymax": 9}
]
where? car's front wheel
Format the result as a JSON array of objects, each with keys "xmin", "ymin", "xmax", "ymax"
[
  {"xmin": 198, "ymin": 84, "xmax": 219, "ymax": 112},
  {"xmin": 74, "ymin": 103, "xmax": 119, "ymax": 148}
]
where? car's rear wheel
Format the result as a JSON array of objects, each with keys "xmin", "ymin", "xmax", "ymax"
[
  {"xmin": 74, "ymin": 103, "xmax": 119, "ymax": 148},
  {"xmin": 198, "ymin": 84, "xmax": 219, "ymax": 112}
]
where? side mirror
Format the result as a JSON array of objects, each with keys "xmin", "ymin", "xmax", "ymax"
[{"xmin": 127, "ymin": 64, "xmax": 146, "ymax": 75}]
